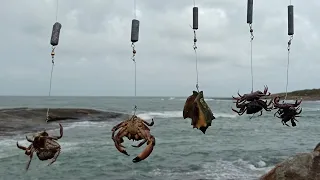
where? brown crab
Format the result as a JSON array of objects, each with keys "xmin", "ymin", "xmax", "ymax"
[
  {"xmin": 111, "ymin": 115, "xmax": 155, "ymax": 163},
  {"xmin": 16, "ymin": 123, "xmax": 63, "ymax": 170},
  {"xmin": 232, "ymin": 85, "xmax": 271, "ymax": 103}
]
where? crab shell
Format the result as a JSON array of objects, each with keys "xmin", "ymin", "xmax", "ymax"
[
  {"xmin": 34, "ymin": 137, "xmax": 61, "ymax": 160},
  {"xmin": 111, "ymin": 116, "xmax": 155, "ymax": 163}
]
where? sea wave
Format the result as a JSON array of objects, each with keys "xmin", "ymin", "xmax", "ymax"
[
  {"xmin": 149, "ymin": 158, "xmax": 272, "ymax": 180},
  {"xmin": 177, "ymin": 98, "xmax": 214, "ymax": 101},
  {"xmin": 137, "ymin": 111, "xmax": 236, "ymax": 120}
]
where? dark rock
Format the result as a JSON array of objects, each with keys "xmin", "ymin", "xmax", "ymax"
[
  {"xmin": 0, "ymin": 107, "xmax": 125, "ymax": 137},
  {"xmin": 260, "ymin": 143, "xmax": 320, "ymax": 180}
]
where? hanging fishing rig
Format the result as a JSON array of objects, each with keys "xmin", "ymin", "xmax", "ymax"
[
  {"xmin": 131, "ymin": 17, "xmax": 139, "ymax": 116},
  {"xmin": 273, "ymin": 1, "xmax": 303, "ymax": 127},
  {"xmin": 183, "ymin": 1, "xmax": 215, "ymax": 134},
  {"xmin": 46, "ymin": 0, "xmax": 62, "ymax": 122},
  {"xmin": 231, "ymin": 0, "xmax": 273, "ymax": 118},
  {"xmin": 111, "ymin": 0, "xmax": 156, "ymax": 163}
]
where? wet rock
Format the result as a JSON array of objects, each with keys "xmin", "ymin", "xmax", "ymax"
[
  {"xmin": 0, "ymin": 107, "xmax": 125, "ymax": 136},
  {"xmin": 260, "ymin": 143, "xmax": 320, "ymax": 180}
]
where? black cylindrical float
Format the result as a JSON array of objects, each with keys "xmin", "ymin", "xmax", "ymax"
[
  {"xmin": 131, "ymin": 19, "xmax": 140, "ymax": 43},
  {"xmin": 247, "ymin": 0, "xmax": 253, "ymax": 24},
  {"xmin": 50, "ymin": 22, "xmax": 62, "ymax": 46},
  {"xmin": 288, "ymin": 5, "xmax": 294, "ymax": 35},
  {"xmin": 193, "ymin": 7, "xmax": 198, "ymax": 30}
]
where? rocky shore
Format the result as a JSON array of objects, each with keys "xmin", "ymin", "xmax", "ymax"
[
  {"xmin": 0, "ymin": 107, "xmax": 125, "ymax": 136},
  {"xmin": 260, "ymin": 143, "xmax": 320, "ymax": 180}
]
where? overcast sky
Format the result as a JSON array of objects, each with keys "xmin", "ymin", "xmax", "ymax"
[{"xmin": 0, "ymin": 0, "xmax": 318, "ymax": 97}]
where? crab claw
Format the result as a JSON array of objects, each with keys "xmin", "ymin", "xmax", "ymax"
[
  {"xmin": 295, "ymin": 99, "xmax": 302, "ymax": 106},
  {"xmin": 58, "ymin": 123, "xmax": 63, "ymax": 139},
  {"xmin": 237, "ymin": 90, "xmax": 243, "ymax": 97},
  {"xmin": 232, "ymin": 96, "xmax": 240, "ymax": 100},
  {"xmin": 264, "ymin": 85, "xmax": 268, "ymax": 94},
  {"xmin": 273, "ymin": 96, "xmax": 280, "ymax": 103},
  {"xmin": 113, "ymin": 138, "xmax": 129, "ymax": 156},
  {"xmin": 132, "ymin": 135, "xmax": 155, "ymax": 163}
]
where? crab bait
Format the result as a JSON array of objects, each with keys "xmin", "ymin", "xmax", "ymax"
[
  {"xmin": 111, "ymin": 116, "xmax": 155, "ymax": 163},
  {"xmin": 16, "ymin": 123, "xmax": 63, "ymax": 170}
]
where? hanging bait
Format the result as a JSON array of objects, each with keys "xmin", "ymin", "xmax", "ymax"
[{"xmin": 183, "ymin": 91, "xmax": 215, "ymax": 134}]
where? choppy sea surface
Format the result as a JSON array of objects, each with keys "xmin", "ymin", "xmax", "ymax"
[{"xmin": 0, "ymin": 96, "xmax": 320, "ymax": 180}]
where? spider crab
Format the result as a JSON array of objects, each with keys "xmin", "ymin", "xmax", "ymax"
[
  {"xmin": 232, "ymin": 85, "xmax": 271, "ymax": 103},
  {"xmin": 232, "ymin": 99, "xmax": 273, "ymax": 117},
  {"xmin": 16, "ymin": 123, "xmax": 63, "ymax": 170},
  {"xmin": 183, "ymin": 91, "xmax": 215, "ymax": 134},
  {"xmin": 275, "ymin": 106, "xmax": 302, "ymax": 127},
  {"xmin": 111, "ymin": 115, "xmax": 155, "ymax": 163},
  {"xmin": 273, "ymin": 96, "xmax": 302, "ymax": 127},
  {"xmin": 231, "ymin": 86, "xmax": 272, "ymax": 116}
]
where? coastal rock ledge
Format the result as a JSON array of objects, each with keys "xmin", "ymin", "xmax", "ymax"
[
  {"xmin": 0, "ymin": 107, "xmax": 124, "ymax": 136},
  {"xmin": 260, "ymin": 143, "xmax": 320, "ymax": 180}
]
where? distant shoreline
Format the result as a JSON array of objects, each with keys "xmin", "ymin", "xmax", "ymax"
[
  {"xmin": 208, "ymin": 97, "xmax": 320, "ymax": 101},
  {"xmin": 0, "ymin": 88, "xmax": 319, "ymax": 101}
]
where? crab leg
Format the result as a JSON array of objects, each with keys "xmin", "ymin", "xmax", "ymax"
[
  {"xmin": 17, "ymin": 142, "xmax": 28, "ymax": 150},
  {"xmin": 132, "ymin": 130, "xmax": 155, "ymax": 163},
  {"xmin": 290, "ymin": 119, "xmax": 297, "ymax": 127},
  {"xmin": 113, "ymin": 127, "xmax": 129, "ymax": 156},
  {"xmin": 142, "ymin": 119, "xmax": 154, "ymax": 126},
  {"xmin": 51, "ymin": 123, "xmax": 63, "ymax": 140},
  {"xmin": 111, "ymin": 121, "xmax": 126, "ymax": 132},
  {"xmin": 231, "ymin": 108, "xmax": 241, "ymax": 114},
  {"xmin": 113, "ymin": 126, "xmax": 127, "ymax": 148},
  {"xmin": 25, "ymin": 147, "xmax": 34, "ymax": 171},
  {"xmin": 26, "ymin": 136, "xmax": 33, "ymax": 142},
  {"xmin": 232, "ymin": 106, "xmax": 247, "ymax": 116},
  {"xmin": 132, "ymin": 139, "xmax": 147, "ymax": 148},
  {"xmin": 48, "ymin": 148, "xmax": 61, "ymax": 166},
  {"xmin": 257, "ymin": 111, "xmax": 263, "ymax": 116},
  {"xmin": 274, "ymin": 109, "xmax": 281, "ymax": 117}
]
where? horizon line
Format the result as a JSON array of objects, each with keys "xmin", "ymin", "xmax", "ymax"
[{"xmin": 0, "ymin": 95, "xmax": 234, "ymax": 98}]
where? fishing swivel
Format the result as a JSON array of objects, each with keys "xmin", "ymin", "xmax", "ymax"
[
  {"xmin": 131, "ymin": 43, "xmax": 136, "ymax": 62},
  {"xmin": 287, "ymin": 35, "xmax": 293, "ymax": 52},
  {"xmin": 51, "ymin": 46, "xmax": 56, "ymax": 64},
  {"xmin": 249, "ymin": 24, "xmax": 254, "ymax": 42},
  {"xmin": 193, "ymin": 30, "xmax": 197, "ymax": 50}
]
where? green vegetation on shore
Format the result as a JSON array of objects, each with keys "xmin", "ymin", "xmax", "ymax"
[
  {"xmin": 271, "ymin": 88, "xmax": 320, "ymax": 101},
  {"xmin": 218, "ymin": 88, "xmax": 320, "ymax": 101}
]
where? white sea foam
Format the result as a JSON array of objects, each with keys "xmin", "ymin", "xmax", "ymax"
[
  {"xmin": 150, "ymin": 158, "xmax": 273, "ymax": 180},
  {"xmin": 137, "ymin": 111, "xmax": 237, "ymax": 120}
]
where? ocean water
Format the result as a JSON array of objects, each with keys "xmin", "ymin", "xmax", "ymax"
[{"xmin": 0, "ymin": 96, "xmax": 320, "ymax": 180}]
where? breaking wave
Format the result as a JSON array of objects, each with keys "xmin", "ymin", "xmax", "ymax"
[
  {"xmin": 149, "ymin": 158, "xmax": 272, "ymax": 180},
  {"xmin": 137, "ymin": 111, "xmax": 236, "ymax": 120}
]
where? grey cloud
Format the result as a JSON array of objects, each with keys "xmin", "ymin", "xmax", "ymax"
[{"xmin": 0, "ymin": 0, "xmax": 318, "ymax": 96}]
